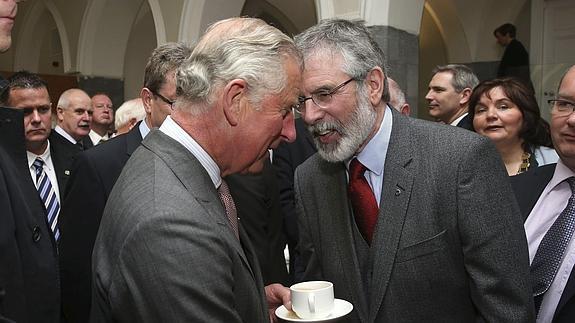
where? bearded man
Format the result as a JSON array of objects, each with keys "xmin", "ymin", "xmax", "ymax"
[{"xmin": 292, "ymin": 19, "xmax": 534, "ymax": 322}]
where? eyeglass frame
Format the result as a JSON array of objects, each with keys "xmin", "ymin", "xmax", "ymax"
[
  {"xmin": 548, "ymin": 99, "xmax": 575, "ymax": 117},
  {"xmin": 295, "ymin": 77, "xmax": 357, "ymax": 113},
  {"xmin": 150, "ymin": 89, "xmax": 175, "ymax": 107}
]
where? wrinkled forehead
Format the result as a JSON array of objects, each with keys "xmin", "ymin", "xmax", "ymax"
[
  {"xmin": 92, "ymin": 94, "xmax": 112, "ymax": 103},
  {"xmin": 67, "ymin": 94, "xmax": 92, "ymax": 109},
  {"xmin": 303, "ymin": 50, "xmax": 346, "ymax": 77}
]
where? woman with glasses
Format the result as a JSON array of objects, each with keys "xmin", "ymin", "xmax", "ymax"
[{"xmin": 469, "ymin": 77, "xmax": 558, "ymax": 175}]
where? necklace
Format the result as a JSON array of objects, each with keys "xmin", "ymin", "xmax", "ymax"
[{"xmin": 517, "ymin": 151, "xmax": 531, "ymax": 175}]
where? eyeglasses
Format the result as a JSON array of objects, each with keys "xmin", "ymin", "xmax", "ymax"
[
  {"xmin": 295, "ymin": 78, "xmax": 357, "ymax": 113},
  {"xmin": 150, "ymin": 89, "xmax": 175, "ymax": 107},
  {"xmin": 549, "ymin": 99, "xmax": 575, "ymax": 117}
]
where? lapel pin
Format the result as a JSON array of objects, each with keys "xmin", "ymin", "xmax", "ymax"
[{"xmin": 65, "ymin": 170, "xmax": 70, "ymax": 176}]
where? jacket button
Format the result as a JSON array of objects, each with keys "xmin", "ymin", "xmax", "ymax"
[{"xmin": 32, "ymin": 226, "xmax": 41, "ymax": 242}]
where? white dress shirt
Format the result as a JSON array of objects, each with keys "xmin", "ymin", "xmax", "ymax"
[
  {"xmin": 450, "ymin": 112, "xmax": 468, "ymax": 126},
  {"xmin": 26, "ymin": 140, "xmax": 61, "ymax": 205},
  {"xmin": 525, "ymin": 160, "xmax": 575, "ymax": 322},
  {"xmin": 159, "ymin": 116, "xmax": 221, "ymax": 188},
  {"xmin": 89, "ymin": 129, "xmax": 109, "ymax": 145},
  {"xmin": 139, "ymin": 118, "xmax": 151, "ymax": 139},
  {"xmin": 54, "ymin": 125, "xmax": 77, "ymax": 144},
  {"xmin": 345, "ymin": 105, "xmax": 393, "ymax": 206}
]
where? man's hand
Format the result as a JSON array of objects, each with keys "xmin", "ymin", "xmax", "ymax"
[{"xmin": 265, "ymin": 283, "xmax": 291, "ymax": 323}]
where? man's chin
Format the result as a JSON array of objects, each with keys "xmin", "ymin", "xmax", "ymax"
[{"xmin": 77, "ymin": 128, "xmax": 90, "ymax": 137}]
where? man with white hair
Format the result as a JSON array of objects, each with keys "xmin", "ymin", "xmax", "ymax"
[
  {"xmin": 388, "ymin": 77, "xmax": 410, "ymax": 116},
  {"xmin": 91, "ymin": 17, "xmax": 300, "ymax": 322},
  {"xmin": 52, "ymin": 88, "xmax": 94, "ymax": 150},
  {"xmin": 113, "ymin": 98, "xmax": 145, "ymax": 136}
]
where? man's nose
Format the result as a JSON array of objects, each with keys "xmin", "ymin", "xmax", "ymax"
[
  {"xmin": 302, "ymin": 100, "xmax": 325, "ymax": 126},
  {"xmin": 281, "ymin": 112, "xmax": 296, "ymax": 143}
]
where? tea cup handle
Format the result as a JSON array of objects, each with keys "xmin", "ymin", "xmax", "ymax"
[{"xmin": 308, "ymin": 293, "xmax": 315, "ymax": 313}]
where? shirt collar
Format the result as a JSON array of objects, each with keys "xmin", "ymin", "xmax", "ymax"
[
  {"xmin": 549, "ymin": 159, "xmax": 575, "ymax": 190},
  {"xmin": 54, "ymin": 125, "xmax": 77, "ymax": 144},
  {"xmin": 89, "ymin": 129, "xmax": 106, "ymax": 144},
  {"xmin": 346, "ymin": 105, "xmax": 393, "ymax": 175},
  {"xmin": 159, "ymin": 116, "xmax": 221, "ymax": 188},
  {"xmin": 139, "ymin": 118, "xmax": 151, "ymax": 139},
  {"xmin": 27, "ymin": 140, "xmax": 52, "ymax": 170},
  {"xmin": 450, "ymin": 112, "xmax": 468, "ymax": 126}
]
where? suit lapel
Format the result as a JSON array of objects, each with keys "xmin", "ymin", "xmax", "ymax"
[
  {"xmin": 510, "ymin": 164, "xmax": 555, "ymax": 222},
  {"xmin": 141, "ymin": 131, "xmax": 256, "ymax": 279},
  {"xmin": 369, "ymin": 110, "xmax": 415, "ymax": 320},
  {"xmin": 49, "ymin": 144, "xmax": 69, "ymax": 195}
]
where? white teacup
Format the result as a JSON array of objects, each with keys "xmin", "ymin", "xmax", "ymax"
[{"xmin": 290, "ymin": 281, "xmax": 334, "ymax": 319}]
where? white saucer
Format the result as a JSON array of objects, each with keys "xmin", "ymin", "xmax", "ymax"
[{"xmin": 275, "ymin": 299, "xmax": 353, "ymax": 322}]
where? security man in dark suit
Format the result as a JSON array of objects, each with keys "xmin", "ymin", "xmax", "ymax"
[
  {"xmin": 0, "ymin": 71, "xmax": 74, "ymax": 211},
  {"xmin": 0, "ymin": 0, "xmax": 60, "ymax": 319},
  {"xmin": 0, "ymin": 107, "xmax": 60, "ymax": 322}
]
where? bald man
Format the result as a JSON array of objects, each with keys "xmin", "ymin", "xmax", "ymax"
[{"xmin": 52, "ymin": 88, "xmax": 94, "ymax": 150}]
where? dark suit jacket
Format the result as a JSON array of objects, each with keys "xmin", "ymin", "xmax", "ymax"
[
  {"xmin": 49, "ymin": 132, "xmax": 81, "ymax": 195},
  {"xmin": 456, "ymin": 113, "xmax": 473, "ymax": 131},
  {"xmin": 0, "ymin": 107, "xmax": 60, "ymax": 323},
  {"xmin": 91, "ymin": 130, "xmax": 268, "ymax": 322},
  {"xmin": 81, "ymin": 135, "xmax": 94, "ymax": 150},
  {"xmin": 49, "ymin": 131, "xmax": 82, "ymax": 191},
  {"xmin": 272, "ymin": 118, "xmax": 316, "ymax": 281},
  {"xmin": 295, "ymin": 109, "xmax": 534, "ymax": 322},
  {"xmin": 227, "ymin": 158, "xmax": 289, "ymax": 285},
  {"xmin": 511, "ymin": 163, "xmax": 575, "ymax": 322},
  {"xmin": 498, "ymin": 39, "xmax": 532, "ymax": 88},
  {"xmin": 59, "ymin": 124, "xmax": 142, "ymax": 323}
]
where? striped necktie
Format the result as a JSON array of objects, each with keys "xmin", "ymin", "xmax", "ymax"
[{"xmin": 32, "ymin": 158, "xmax": 60, "ymax": 240}]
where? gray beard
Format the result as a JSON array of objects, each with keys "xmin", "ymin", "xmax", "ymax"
[{"xmin": 308, "ymin": 89, "xmax": 377, "ymax": 163}]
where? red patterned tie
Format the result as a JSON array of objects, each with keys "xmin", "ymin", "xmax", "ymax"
[
  {"xmin": 218, "ymin": 179, "xmax": 240, "ymax": 240},
  {"xmin": 348, "ymin": 158, "xmax": 379, "ymax": 244}
]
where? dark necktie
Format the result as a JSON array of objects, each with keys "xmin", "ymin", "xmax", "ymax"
[
  {"xmin": 348, "ymin": 158, "xmax": 379, "ymax": 244},
  {"xmin": 218, "ymin": 179, "xmax": 239, "ymax": 240},
  {"xmin": 33, "ymin": 158, "xmax": 61, "ymax": 240},
  {"xmin": 531, "ymin": 176, "xmax": 575, "ymax": 312}
]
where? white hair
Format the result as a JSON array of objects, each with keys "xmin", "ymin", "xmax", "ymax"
[
  {"xmin": 174, "ymin": 17, "xmax": 302, "ymax": 114},
  {"xmin": 114, "ymin": 98, "xmax": 145, "ymax": 129}
]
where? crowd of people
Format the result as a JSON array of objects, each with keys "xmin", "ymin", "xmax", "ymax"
[{"xmin": 2, "ymin": 0, "xmax": 575, "ymax": 322}]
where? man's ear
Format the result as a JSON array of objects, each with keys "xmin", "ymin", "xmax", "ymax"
[
  {"xmin": 128, "ymin": 117, "xmax": 138, "ymax": 128},
  {"xmin": 366, "ymin": 67, "xmax": 385, "ymax": 106},
  {"xmin": 459, "ymin": 88, "xmax": 472, "ymax": 106},
  {"xmin": 56, "ymin": 106, "xmax": 64, "ymax": 122},
  {"xmin": 140, "ymin": 88, "xmax": 153, "ymax": 114},
  {"xmin": 222, "ymin": 79, "xmax": 247, "ymax": 127}
]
